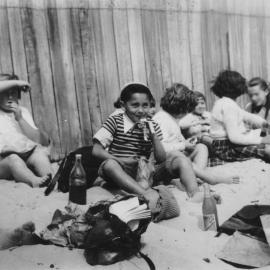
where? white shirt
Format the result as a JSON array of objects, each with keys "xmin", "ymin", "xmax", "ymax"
[
  {"xmin": 0, "ymin": 107, "xmax": 38, "ymax": 154},
  {"xmin": 153, "ymin": 110, "xmax": 186, "ymax": 153},
  {"xmin": 210, "ymin": 97, "xmax": 264, "ymax": 145}
]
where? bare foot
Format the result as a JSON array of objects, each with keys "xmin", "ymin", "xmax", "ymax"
[
  {"xmin": 215, "ymin": 175, "xmax": 240, "ymax": 185},
  {"xmin": 205, "ymin": 173, "xmax": 240, "ymax": 185},
  {"xmin": 0, "ymin": 222, "xmax": 36, "ymax": 250},
  {"xmin": 32, "ymin": 173, "xmax": 52, "ymax": 188},
  {"xmin": 188, "ymin": 190, "xmax": 222, "ymax": 204}
]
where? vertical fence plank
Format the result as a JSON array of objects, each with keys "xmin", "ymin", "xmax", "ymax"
[
  {"xmin": 188, "ymin": 0, "xmax": 205, "ymax": 93},
  {"xmin": 99, "ymin": 0, "xmax": 120, "ymax": 115},
  {"xmin": 21, "ymin": 2, "xmax": 61, "ymax": 160},
  {"xmin": 79, "ymin": 4, "xmax": 102, "ymax": 134},
  {"xmin": 70, "ymin": 5, "xmax": 92, "ymax": 145},
  {"xmin": 141, "ymin": 0, "xmax": 163, "ymax": 102},
  {"xmin": 0, "ymin": 0, "xmax": 13, "ymax": 73},
  {"xmin": 127, "ymin": 0, "xmax": 147, "ymax": 83},
  {"xmin": 7, "ymin": 0, "xmax": 33, "ymax": 113},
  {"xmin": 56, "ymin": 0, "xmax": 82, "ymax": 151},
  {"xmin": 156, "ymin": 0, "xmax": 172, "ymax": 91},
  {"xmin": 113, "ymin": 0, "xmax": 133, "ymax": 88}
]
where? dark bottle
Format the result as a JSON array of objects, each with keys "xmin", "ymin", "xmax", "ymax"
[
  {"xmin": 202, "ymin": 184, "xmax": 219, "ymax": 231},
  {"xmin": 69, "ymin": 154, "xmax": 87, "ymax": 205}
]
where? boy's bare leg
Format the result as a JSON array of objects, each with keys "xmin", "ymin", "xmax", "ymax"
[
  {"xmin": 192, "ymin": 164, "xmax": 239, "ymax": 185},
  {"xmin": 0, "ymin": 154, "xmax": 50, "ymax": 187},
  {"xmin": 169, "ymin": 151, "xmax": 199, "ymax": 196},
  {"xmin": 189, "ymin": 143, "xmax": 208, "ymax": 169},
  {"xmin": 168, "ymin": 151, "xmax": 222, "ymax": 203},
  {"xmin": 26, "ymin": 148, "xmax": 52, "ymax": 177},
  {"xmin": 102, "ymin": 159, "xmax": 160, "ymax": 212}
]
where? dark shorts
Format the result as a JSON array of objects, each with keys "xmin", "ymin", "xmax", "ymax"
[
  {"xmin": 209, "ymin": 139, "xmax": 266, "ymax": 167},
  {"xmin": 98, "ymin": 152, "xmax": 181, "ymax": 186}
]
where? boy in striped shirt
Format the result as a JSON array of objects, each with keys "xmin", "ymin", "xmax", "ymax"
[{"xmin": 92, "ymin": 83, "xmax": 212, "ymax": 217}]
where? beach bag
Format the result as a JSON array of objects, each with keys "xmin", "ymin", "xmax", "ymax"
[
  {"xmin": 45, "ymin": 146, "xmax": 101, "ymax": 195},
  {"xmin": 84, "ymin": 196, "xmax": 154, "ymax": 268}
]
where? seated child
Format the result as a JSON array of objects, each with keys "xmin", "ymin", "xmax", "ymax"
[
  {"xmin": 153, "ymin": 83, "xmax": 239, "ymax": 185},
  {"xmin": 209, "ymin": 70, "xmax": 270, "ymax": 166},
  {"xmin": 0, "ymin": 74, "xmax": 52, "ymax": 187},
  {"xmin": 179, "ymin": 91, "xmax": 211, "ymax": 139},
  {"xmin": 92, "ymin": 82, "xmax": 219, "ymax": 218}
]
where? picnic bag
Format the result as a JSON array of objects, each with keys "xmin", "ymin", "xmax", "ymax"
[{"xmin": 40, "ymin": 196, "xmax": 155, "ymax": 269}]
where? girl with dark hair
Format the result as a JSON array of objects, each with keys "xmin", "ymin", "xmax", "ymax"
[
  {"xmin": 209, "ymin": 70, "xmax": 270, "ymax": 166},
  {"xmin": 246, "ymin": 77, "xmax": 270, "ymax": 123}
]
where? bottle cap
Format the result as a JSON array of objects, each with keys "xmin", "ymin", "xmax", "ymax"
[{"xmin": 75, "ymin": 154, "xmax": 82, "ymax": 159}]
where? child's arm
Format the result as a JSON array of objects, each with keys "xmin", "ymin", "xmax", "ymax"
[
  {"xmin": 223, "ymin": 104, "xmax": 263, "ymax": 145},
  {"xmin": 0, "ymin": 80, "xmax": 30, "ymax": 93},
  {"xmin": 9, "ymin": 104, "xmax": 48, "ymax": 144},
  {"xmin": 242, "ymin": 110, "xmax": 266, "ymax": 128}
]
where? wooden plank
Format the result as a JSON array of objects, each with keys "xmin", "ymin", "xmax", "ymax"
[
  {"xmin": 55, "ymin": 0, "xmax": 82, "ymax": 151},
  {"xmin": 99, "ymin": 0, "xmax": 120, "ymax": 115},
  {"xmin": 7, "ymin": 0, "xmax": 33, "ymax": 113},
  {"xmin": 187, "ymin": 0, "xmax": 205, "ymax": 93},
  {"xmin": 141, "ymin": 0, "xmax": 163, "ymax": 103},
  {"xmin": 156, "ymin": 0, "xmax": 172, "ymax": 90},
  {"xmin": 127, "ymin": 0, "xmax": 147, "ymax": 83},
  {"xmin": 20, "ymin": 3, "xmax": 61, "ymax": 160},
  {"xmin": 70, "ymin": 7, "xmax": 92, "ymax": 146},
  {"xmin": 79, "ymin": 5, "xmax": 102, "ymax": 135},
  {"xmin": 165, "ymin": 0, "xmax": 192, "ymax": 88},
  {"xmin": 113, "ymin": 0, "xmax": 133, "ymax": 88},
  {"xmin": 0, "ymin": 0, "xmax": 13, "ymax": 73}
]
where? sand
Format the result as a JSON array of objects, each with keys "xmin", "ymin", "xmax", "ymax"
[{"xmin": 1, "ymin": 159, "xmax": 270, "ymax": 270}]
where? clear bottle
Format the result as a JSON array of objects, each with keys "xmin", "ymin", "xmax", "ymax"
[
  {"xmin": 202, "ymin": 184, "xmax": 219, "ymax": 231},
  {"xmin": 69, "ymin": 154, "xmax": 87, "ymax": 205}
]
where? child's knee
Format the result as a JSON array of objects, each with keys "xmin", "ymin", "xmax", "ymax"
[
  {"xmin": 102, "ymin": 158, "xmax": 121, "ymax": 174},
  {"xmin": 194, "ymin": 143, "xmax": 208, "ymax": 154},
  {"xmin": 167, "ymin": 151, "xmax": 191, "ymax": 170},
  {"xmin": 6, "ymin": 154, "xmax": 24, "ymax": 166}
]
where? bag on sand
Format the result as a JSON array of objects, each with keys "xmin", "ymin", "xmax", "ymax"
[
  {"xmin": 45, "ymin": 146, "xmax": 101, "ymax": 195},
  {"xmin": 40, "ymin": 196, "xmax": 155, "ymax": 269}
]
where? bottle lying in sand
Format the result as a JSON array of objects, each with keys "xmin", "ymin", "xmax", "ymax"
[
  {"xmin": 69, "ymin": 154, "xmax": 87, "ymax": 205},
  {"xmin": 202, "ymin": 184, "xmax": 219, "ymax": 231}
]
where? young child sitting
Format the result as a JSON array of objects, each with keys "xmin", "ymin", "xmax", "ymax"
[
  {"xmin": 92, "ymin": 82, "xmax": 220, "ymax": 220},
  {"xmin": 0, "ymin": 74, "xmax": 52, "ymax": 187},
  {"xmin": 153, "ymin": 83, "xmax": 239, "ymax": 185},
  {"xmin": 209, "ymin": 70, "xmax": 270, "ymax": 166},
  {"xmin": 179, "ymin": 91, "xmax": 211, "ymax": 139}
]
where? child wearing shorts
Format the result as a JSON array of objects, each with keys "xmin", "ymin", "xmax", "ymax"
[
  {"xmin": 0, "ymin": 74, "xmax": 52, "ymax": 187},
  {"xmin": 92, "ymin": 82, "xmax": 219, "ymax": 220}
]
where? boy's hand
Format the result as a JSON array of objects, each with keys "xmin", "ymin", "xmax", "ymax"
[{"xmin": 8, "ymin": 102, "xmax": 22, "ymax": 121}]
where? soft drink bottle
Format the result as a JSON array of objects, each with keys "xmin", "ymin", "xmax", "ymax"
[
  {"xmin": 202, "ymin": 183, "xmax": 219, "ymax": 231},
  {"xmin": 69, "ymin": 154, "xmax": 87, "ymax": 205}
]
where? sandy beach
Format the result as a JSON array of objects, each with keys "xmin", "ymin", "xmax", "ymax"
[{"xmin": 1, "ymin": 158, "xmax": 270, "ymax": 270}]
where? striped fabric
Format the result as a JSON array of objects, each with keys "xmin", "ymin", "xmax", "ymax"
[{"xmin": 102, "ymin": 113, "xmax": 163, "ymax": 159}]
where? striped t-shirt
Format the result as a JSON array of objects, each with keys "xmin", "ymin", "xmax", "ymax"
[{"xmin": 94, "ymin": 113, "xmax": 163, "ymax": 159}]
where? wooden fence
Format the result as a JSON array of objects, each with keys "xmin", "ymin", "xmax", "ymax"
[{"xmin": 0, "ymin": 0, "xmax": 269, "ymax": 159}]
